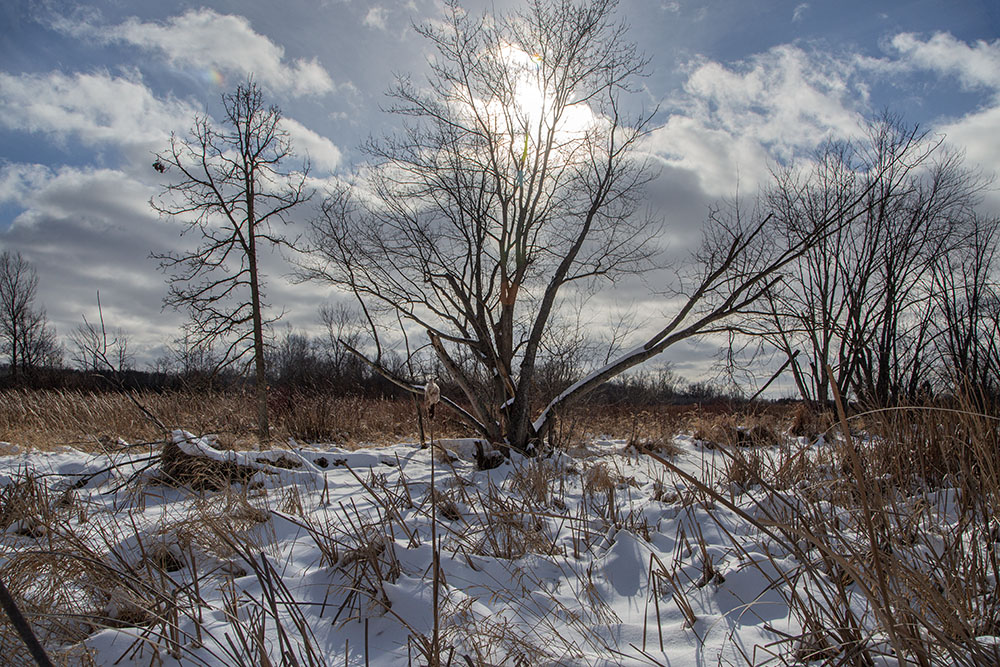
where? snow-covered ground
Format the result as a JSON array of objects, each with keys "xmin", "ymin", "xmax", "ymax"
[{"xmin": 0, "ymin": 429, "xmax": 996, "ymax": 665}]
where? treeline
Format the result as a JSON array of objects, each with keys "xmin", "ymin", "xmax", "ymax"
[{"xmin": 0, "ymin": 314, "xmax": 735, "ymax": 407}]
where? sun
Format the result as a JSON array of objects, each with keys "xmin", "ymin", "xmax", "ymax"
[{"xmin": 496, "ymin": 45, "xmax": 598, "ymax": 146}]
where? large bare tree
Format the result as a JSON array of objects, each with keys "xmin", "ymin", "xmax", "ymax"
[
  {"xmin": 0, "ymin": 250, "xmax": 60, "ymax": 381},
  {"xmin": 305, "ymin": 0, "xmax": 656, "ymax": 449},
  {"xmin": 303, "ymin": 0, "xmax": 904, "ymax": 452},
  {"xmin": 152, "ymin": 78, "xmax": 311, "ymax": 442}
]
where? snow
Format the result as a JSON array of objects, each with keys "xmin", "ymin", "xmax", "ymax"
[{"xmin": 0, "ymin": 433, "xmax": 994, "ymax": 665}]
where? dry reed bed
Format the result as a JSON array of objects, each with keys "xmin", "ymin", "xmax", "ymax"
[
  {"xmin": 0, "ymin": 388, "xmax": 775, "ymax": 453},
  {"xmin": 0, "ymin": 389, "xmax": 467, "ymax": 451}
]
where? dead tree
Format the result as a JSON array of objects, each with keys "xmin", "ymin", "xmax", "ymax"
[
  {"xmin": 152, "ymin": 78, "xmax": 311, "ymax": 442},
  {"xmin": 69, "ymin": 294, "xmax": 132, "ymax": 376}
]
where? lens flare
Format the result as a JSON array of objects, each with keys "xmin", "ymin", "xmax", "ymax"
[{"xmin": 201, "ymin": 68, "xmax": 225, "ymax": 87}]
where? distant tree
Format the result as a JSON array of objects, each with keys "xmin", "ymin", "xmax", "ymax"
[
  {"xmin": 0, "ymin": 250, "xmax": 60, "ymax": 380},
  {"xmin": 269, "ymin": 326, "xmax": 318, "ymax": 388},
  {"xmin": 69, "ymin": 294, "xmax": 133, "ymax": 378},
  {"xmin": 318, "ymin": 303, "xmax": 366, "ymax": 386},
  {"xmin": 152, "ymin": 78, "xmax": 311, "ymax": 442},
  {"xmin": 175, "ymin": 330, "xmax": 224, "ymax": 385}
]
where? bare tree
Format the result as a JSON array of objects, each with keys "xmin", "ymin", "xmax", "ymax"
[
  {"xmin": 303, "ymin": 0, "xmax": 908, "ymax": 453},
  {"xmin": 304, "ymin": 0, "xmax": 658, "ymax": 450},
  {"xmin": 932, "ymin": 212, "xmax": 1000, "ymax": 408},
  {"xmin": 0, "ymin": 250, "xmax": 60, "ymax": 380},
  {"xmin": 742, "ymin": 115, "xmax": 988, "ymax": 407},
  {"xmin": 18, "ymin": 313, "xmax": 61, "ymax": 375},
  {"xmin": 70, "ymin": 312, "xmax": 132, "ymax": 377},
  {"xmin": 152, "ymin": 78, "xmax": 311, "ymax": 442}
]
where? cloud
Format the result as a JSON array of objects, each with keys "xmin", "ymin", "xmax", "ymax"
[
  {"xmin": 2, "ymin": 165, "xmax": 152, "ymax": 227},
  {"xmin": 0, "ymin": 69, "xmax": 346, "ymax": 178},
  {"xmin": 889, "ymin": 32, "xmax": 1000, "ymax": 94},
  {"xmin": 643, "ymin": 32, "xmax": 1000, "ymax": 214},
  {"xmin": 72, "ymin": 9, "xmax": 335, "ymax": 97},
  {"xmin": 936, "ymin": 106, "xmax": 1000, "ymax": 210},
  {"xmin": 792, "ymin": 3, "xmax": 809, "ymax": 22},
  {"xmin": 0, "ymin": 163, "xmax": 52, "ymax": 205},
  {"xmin": 363, "ymin": 6, "xmax": 388, "ymax": 31},
  {"xmin": 283, "ymin": 118, "xmax": 342, "ymax": 174},
  {"xmin": 877, "ymin": 33, "xmax": 1000, "ymax": 202},
  {"xmin": 644, "ymin": 115, "xmax": 773, "ymax": 198},
  {"xmin": 0, "ymin": 70, "xmax": 195, "ymax": 156},
  {"xmin": 0, "ymin": 164, "xmax": 177, "ymax": 352},
  {"xmin": 644, "ymin": 45, "xmax": 865, "ymax": 195}
]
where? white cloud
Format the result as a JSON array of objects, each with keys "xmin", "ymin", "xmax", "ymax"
[
  {"xmin": 0, "ymin": 69, "xmax": 345, "ymax": 178},
  {"xmin": 939, "ymin": 105, "xmax": 1000, "ymax": 167},
  {"xmin": 0, "ymin": 163, "xmax": 52, "ymax": 205},
  {"xmin": 645, "ymin": 45, "xmax": 865, "ymax": 195},
  {"xmin": 2, "ymin": 165, "xmax": 154, "ymax": 230},
  {"xmin": 792, "ymin": 3, "xmax": 809, "ymax": 22},
  {"xmin": 889, "ymin": 32, "xmax": 1000, "ymax": 93},
  {"xmin": 644, "ymin": 116, "xmax": 773, "ymax": 197},
  {"xmin": 878, "ymin": 33, "xmax": 1000, "ymax": 198},
  {"xmin": 936, "ymin": 106, "xmax": 1000, "ymax": 210},
  {"xmin": 282, "ymin": 118, "xmax": 343, "ymax": 173},
  {"xmin": 643, "ymin": 32, "xmax": 1000, "ymax": 201},
  {"xmin": 0, "ymin": 164, "xmax": 176, "ymax": 352},
  {"xmin": 363, "ymin": 6, "xmax": 388, "ymax": 31},
  {"xmin": 102, "ymin": 9, "xmax": 334, "ymax": 97},
  {"xmin": 0, "ymin": 70, "xmax": 195, "ymax": 154}
]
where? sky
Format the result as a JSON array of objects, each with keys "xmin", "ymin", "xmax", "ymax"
[{"xmin": 1, "ymin": 0, "xmax": 999, "ymax": 382}]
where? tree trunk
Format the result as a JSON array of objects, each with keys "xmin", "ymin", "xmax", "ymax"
[
  {"xmin": 248, "ymin": 237, "xmax": 270, "ymax": 444},
  {"xmin": 507, "ymin": 387, "xmax": 536, "ymax": 453},
  {"xmin": 8, "ymin": 322, "xmax": 17, "ymax": 383}
]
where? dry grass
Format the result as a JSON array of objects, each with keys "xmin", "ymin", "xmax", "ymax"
[
  {"xmin": 547, "ymin": 402, "xmax": 723, "ymax": 454},
  {"xmin": 689, "ymin": 411, "xmax": 786, "ymax": 449},
  {"xmin": 0, "ymin": 389, "xmax": 468, "ymax": 451},
  {"xmin": 648, "ymin": 396, "xmax": 1000, "ymax": 665},
  {"xmin": 0, "ymin": 388, "xmax": 792, "ymax": 456}
]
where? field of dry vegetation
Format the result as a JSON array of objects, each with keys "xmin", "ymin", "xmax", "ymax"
[
  {"xmin": 0, "ymin": 388, "xmax": 751, "ymax": 454},
  {"xmin": 0, "ymin": 389, "xmax": 458, "ymax": 452}
]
